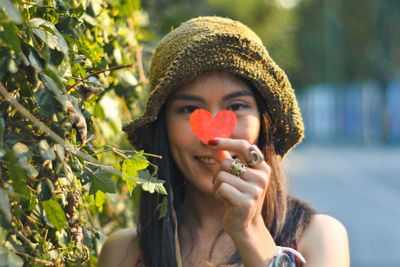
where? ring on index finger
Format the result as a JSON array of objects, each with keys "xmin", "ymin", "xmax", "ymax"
[
  {"xmin": 229, "ymin": 159, "xmax": 246, "ymax": 177},
  {"xmin": 247, "ymin": 145, "xmax": 264, "ymax": 166}
]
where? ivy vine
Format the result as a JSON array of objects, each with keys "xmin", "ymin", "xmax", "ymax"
[{"xmin": 0, "ymin": 0, "xmax": 164, "ymax": 266}]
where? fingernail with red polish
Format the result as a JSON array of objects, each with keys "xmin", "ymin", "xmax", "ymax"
[{"xmin": 208, "ymin": 139, "xmax": 219, "ymax": 146}]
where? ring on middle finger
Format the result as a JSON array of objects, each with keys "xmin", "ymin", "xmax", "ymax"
[
  {"xmin": 247, "ymin": 144, "xmax": 265, "ymax": 166},
  {"xmin": 229, "ymin": 159, "xmax": 246, "ymax": 177}
]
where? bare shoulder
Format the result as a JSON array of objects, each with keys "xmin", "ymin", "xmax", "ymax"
[
  {"xmin": 298, "ymin": 214, "xmax": 350, "ymax": 267},
  {"xmin": 98, "ymin": 228, "xmax": 141, "ymax": 267}
]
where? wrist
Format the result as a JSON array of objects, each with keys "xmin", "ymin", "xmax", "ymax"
[
  {"xmin": 269, "ymin": 246, "xmax": 306, "ymax": 267},
  {"xmin": 228, "ymin": 217, "xmax": 277, "ymax": 267},
  {"xmin": 226, "ymin": 215, "xmax": 266, "ymax": 238}
]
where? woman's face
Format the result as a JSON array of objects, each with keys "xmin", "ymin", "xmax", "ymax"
[{"xmin": 166, "ymin": 71, "xmax": 261, "ymax": 194}]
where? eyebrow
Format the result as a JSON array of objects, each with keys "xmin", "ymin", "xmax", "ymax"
[
  {"xmin": 222, "ymin": 90, "xmax": 253, "ymax": 101},
  {"xmin": 169, "ymin": 90, "xmax": 253, "ymax": 103}
]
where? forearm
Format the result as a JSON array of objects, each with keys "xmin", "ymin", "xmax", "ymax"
[{"xmin": 229, "ymin": 217, "xmax": 277, "ymax": 267}]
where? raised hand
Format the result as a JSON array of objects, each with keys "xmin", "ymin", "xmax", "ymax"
[{"xmin": 208, "ymin": 138, "xmax": 271, "ymax": 234}]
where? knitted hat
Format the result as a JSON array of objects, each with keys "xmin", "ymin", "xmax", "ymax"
[{"xmin": 123, "ymin": 16, "xmax": 304, "ymax": 157}]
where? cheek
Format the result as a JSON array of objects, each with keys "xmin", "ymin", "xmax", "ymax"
[
  {"xmin": 234, "ymin": 115, "xmax": 260, "ymax": 143},
  {"xmin": 166, "ymin": 117, "xmax": 195, "ymax": 155}
]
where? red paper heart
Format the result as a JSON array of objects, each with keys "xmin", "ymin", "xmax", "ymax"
[{"xmin": 189, "ymin": 109, "xmax": 237, "ymax": 144}]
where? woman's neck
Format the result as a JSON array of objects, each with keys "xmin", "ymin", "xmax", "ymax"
[
  {"xmin": 182, "ymin": 183, "xmax": 226, "ymax": 234},
  {"xmin": 179, "ymin": 183, "xmax": 237, "ymax": 266}
]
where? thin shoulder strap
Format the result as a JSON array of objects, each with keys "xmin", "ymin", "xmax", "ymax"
[{"xmin": 295, "ymin": 241, "xmax": 300, "ymax": 266}]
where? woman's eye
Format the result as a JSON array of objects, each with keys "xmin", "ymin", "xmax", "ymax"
[
  {"xmin": 228, "ymin": 103, "xmax": 249, "ymax": 111},
  {"xmin": 178, "ymin": 105, "xmax": 199, "ymax": 114}
]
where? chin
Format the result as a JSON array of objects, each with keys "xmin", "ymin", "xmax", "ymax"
[{"xmin": 186, "ymin": 177, "xmax": 215, "ymax": 195}]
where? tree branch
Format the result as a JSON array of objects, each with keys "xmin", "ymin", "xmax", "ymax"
[
  {"xmin": 66, "ymin": 64, "xmax": 133, "ymax": 91},
  {"xmin": 12, "ymin": 249, "xmax": 54, "ymax": 265},
  {"xmin": 21, "ymin": 1, "xmax": 56, "ymax": 9},
  {"xmin": 135, "ymin": 46, "xmax": 148, "ymax": 86}
]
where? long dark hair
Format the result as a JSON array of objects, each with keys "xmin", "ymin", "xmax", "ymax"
[{"xmin": 137, "ymin": 76, "xmax": 314, "ymax": 267}]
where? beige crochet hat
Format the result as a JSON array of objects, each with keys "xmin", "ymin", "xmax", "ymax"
[{"xmin": 123, "ymin": 16, "xmax": 304, "ymax": 157}]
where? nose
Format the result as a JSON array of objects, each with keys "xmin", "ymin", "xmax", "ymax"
[{"xmin": 208, "ymin": 108, "xmax": 224, "ymax": 117}]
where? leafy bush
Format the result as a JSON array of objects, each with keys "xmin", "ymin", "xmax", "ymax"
[{"xmin": 0, "ymin": 0, "xmax": 165, "ymax": 265}]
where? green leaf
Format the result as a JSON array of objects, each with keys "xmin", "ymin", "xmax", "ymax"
[
  {"xmin": 0, "ymin": 225, "xmax": 8, "ymax": 243},
  {"xmin": 72, "ymin": 61, "xmax": 87, "ymax": 78},
  {"xmin": 72, "ymin": 4, "xmax": 85, "ymax": 17},
  {"xmin": 54, "ymin": 144, "xmax": 65, "ymax": 160},
  {"xmin": 38, "ymin": 140, "xmax": 56, "ymax": 161},
  {"xmin": 3, "ymin": 22, "xmax": 21, "ymax": 54},
  {"xmin": 5, "ymin": 151, "xmax": 28, "ymax": 196},
  {"xmin": 0, "ymin": 210, "xmax": 8, "ymax": 230},
  {"xmin": 69, "ymin": 155, "xmax": 83, "ymax": 176},
  {"xmin": 27, "ymin": 47, "xmax": 44, "ymax": 71},
  {"xmin": 39, "ymin": 73, "xmax": 64, "ymax": 93},
  {"xmin": 155, "ymin": 182, "xmax": 167, "ymax": 195},
  {"xmin": 0, "ymin": 46, "xmax": 12, "ymax": 79},
  {"xmin": 116, "ymin": 69, "xmax": 138, "ymax": 87},
  {"xmin": 0, "ymin": 112, "xmax": 5, "ymax": 148},
  {"xmin": 24, "ymin": 162, "xmax": 38, "ymax": 178},
  {"xmin": 56, "ymin": 17, "xmax": 84, "ymax": 39},
  {"xmin": 55, "ymin": 0, "xmax": 74, "ymax": 11},
  {"xmin": 38, "ymin": 179, "xmax": 54, "ymax": 201},
  {"xmin": 141, "ymin": 181, "xmax": 155, "ymax": 193},
  {"xmin": 7, "ymin": 58, "xmax": 17, "ymax": 73},
  {"xmin": 138, "ymin": 170, "xmax": 167, "ymax": 195},
  {"xmin": 0, "ymin": 248, "xmax": 23, "ymax": 267},
  {"xmin": 89, "ymin": 171, "xmax": 116, "ymax": 194},
  {"xmin": 11, "ymin": 142, "xmax": 38, "ymax": 178},
  {"xmin": 121, "ymin": 174, "xmax": 136, "ymax": 195},
  {"xmin": 12, "ymin": 142, "xmax": 29, "ymax": 159},
  {"xmin": 121, "ymin": 151, "xmax": 149, "ymax": 194},
  {"xmin": 44, "ymin": 67, "xmax": 64, "ymax": 90},
  {"xmin": 34, "ymin": 86, "xmax": 63, "ymax": 119},
  {"xmin": 88, "ymin": 0, "xmax": 103, "ymax": 16},
  {"xmin": 94, "ymin": 190, "xmax": 106, "ymax": 208},
  {"xmin": 50, "ymin": 49, "xmax": 64, "ymax": 66},
  {"xmin": 30, "ymin": 18, "xmax": 69, "ymax": 54},
  {"xmin": 42, "ymin": 199, "xmax": 66, "ymax": 231},
  {"xmin": 0, "ymin": 0, "xmax": 22, "ymax": 24},
  {"xmin": 55, "ymin": 52, "xmax": 72, "ymax": 78},
  {"xmin": 93, "ymin": 102, "xmax": 105, "ymax": 119},
  {"xmin": 27, "ymin": 195, "xmax": 37, "ymax": 211},
  {"xmin": 0, "ymin": 189, "xmax": 12, "ymax": 223},
  {"xmin": 7, "ymin": 164, "xmax": 27, "ymax": 195},
  {"xmin": 122, "ymin": 151, "xmax": 149, "ymax": 174}
]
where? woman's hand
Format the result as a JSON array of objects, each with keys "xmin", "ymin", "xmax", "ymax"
[
  {"xmin": 209, "ymin": 138, "xmax": 278, "ymax": 267},
  {"xmin": 208, "ymin": 137, "xmax": 271, "ymax": 235}
]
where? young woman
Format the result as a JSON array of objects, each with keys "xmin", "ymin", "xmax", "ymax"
[{"xmin": 98, "ymin": 16, "xmax": 349, "ymax": 267}]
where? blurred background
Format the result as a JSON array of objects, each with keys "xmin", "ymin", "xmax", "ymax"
[
  {"xmin": 3, "ymin": 0, "xmax": 398, "ymax": 265},
  {"xmin": 143, "ymin": 0, "xmax": 400, "ymax": 145},
  {"xmin": 139, "ymin": 0, "xmax": 400, "ymax": 266}
]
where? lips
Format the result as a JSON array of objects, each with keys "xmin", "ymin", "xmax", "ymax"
[
  {"xmin": 196, "ymin": 156, "xmax": 217, "ymax": 164},
  {"xmin": 195, "ymin": 156, "xmax": 217, "ymax": 172},
  {"xmin": 195, "ymin": 153, "xmax": 238, "ymax": 164}
]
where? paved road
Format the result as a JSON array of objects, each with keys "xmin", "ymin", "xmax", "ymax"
[{"xmin": 283, "ymin": 143, "xmax": 400, "ymax": 267}]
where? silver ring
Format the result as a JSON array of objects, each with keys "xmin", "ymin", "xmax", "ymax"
[
  {"xmin": 248, "ymin": 145, "xmax": 264, "ymax": 166},
  {"xmin": 229, "ymin": 159, "xmax": 246, "ymax": 177}
]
